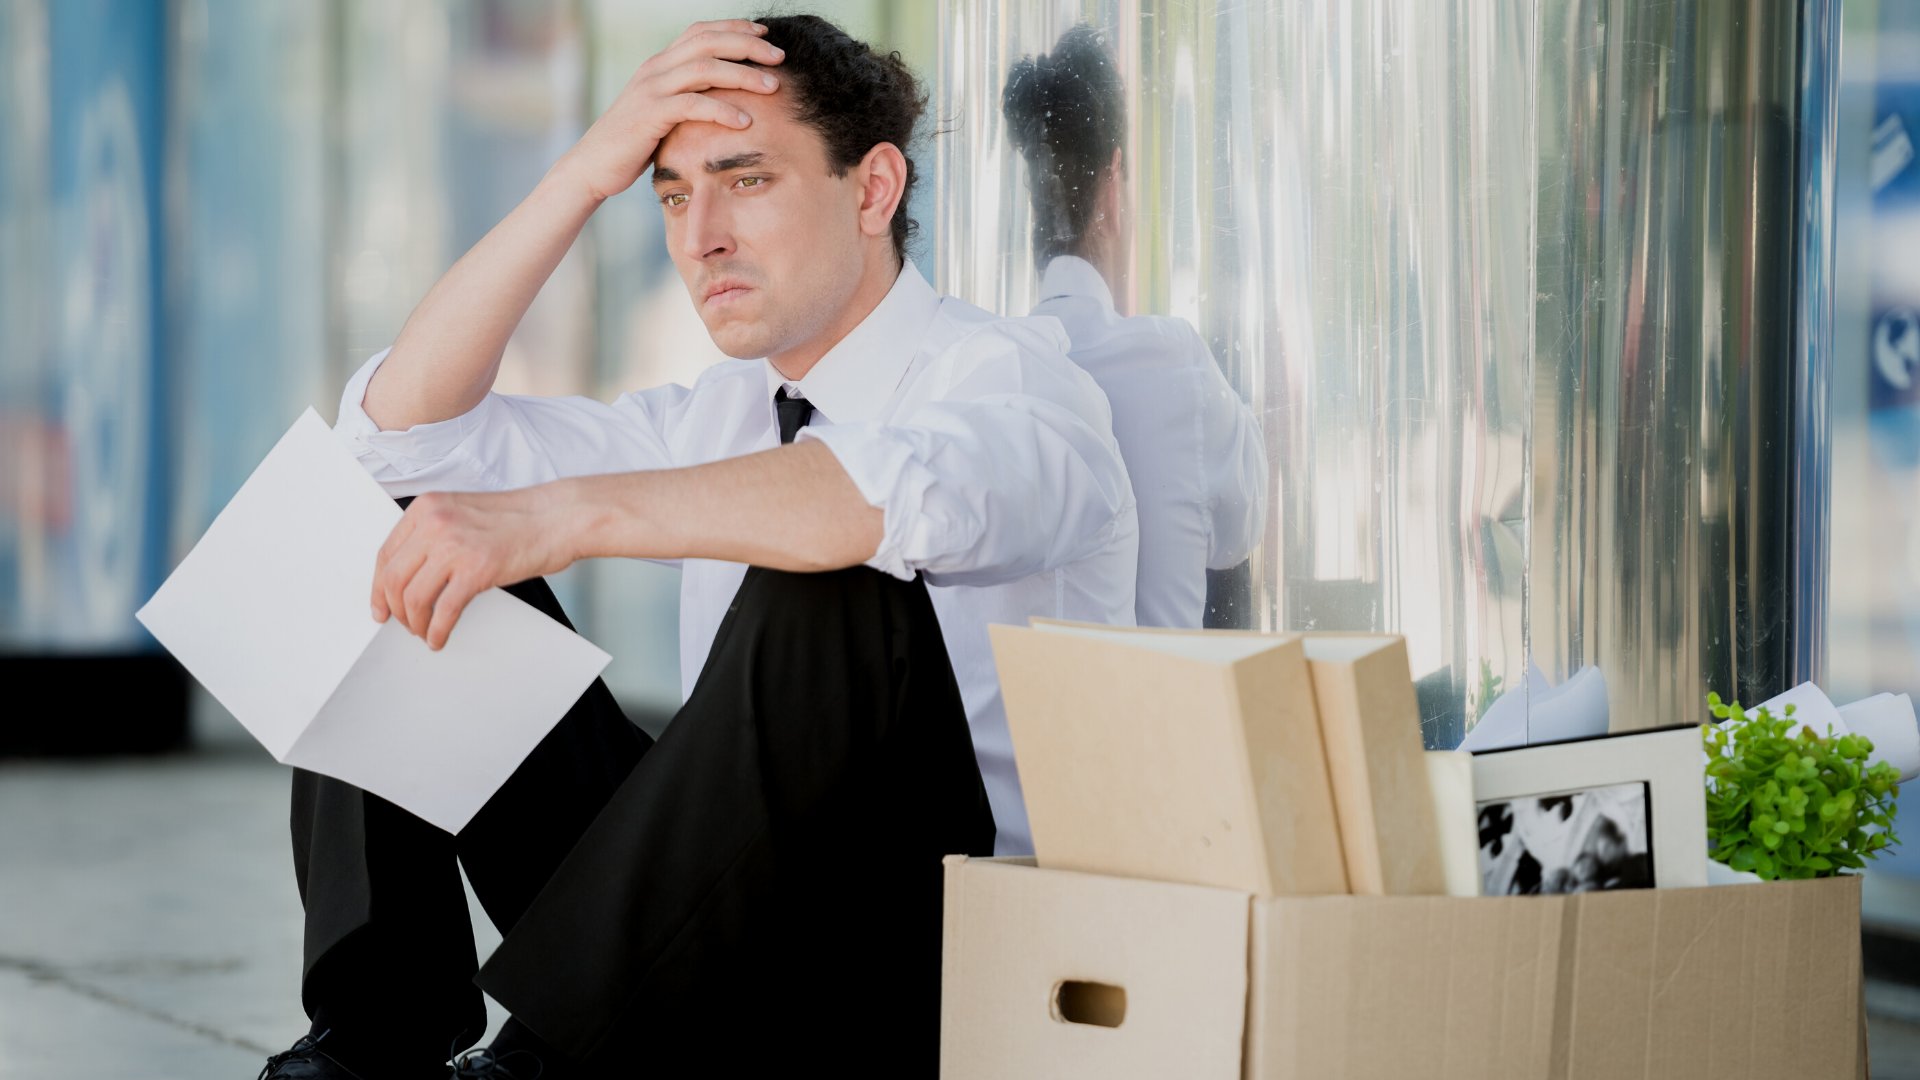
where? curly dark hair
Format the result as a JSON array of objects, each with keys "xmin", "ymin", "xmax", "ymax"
[
  {"xmin": 1001, "ymin": 24, "xmax": 1126, "ymax": 262},
  {"xmin": 748, "ymin": 13, "xmax": 926, "ymax": 264}
]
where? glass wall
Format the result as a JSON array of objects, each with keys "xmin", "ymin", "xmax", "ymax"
[
  {"xmin": 936, "ymin": 0, "xmax": 1837, "ymax": 750},
  {"xmin": 937, "ymin": 5, "xmax": 1533, "ymax": 752}
]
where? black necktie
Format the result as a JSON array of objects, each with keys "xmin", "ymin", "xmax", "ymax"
[{"xmin": 775, "ymin": 387, "xmax": 815, "ymax": 445}]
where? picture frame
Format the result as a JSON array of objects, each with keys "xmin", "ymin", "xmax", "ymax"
[{"xmin": 1469, "ymin": 723, "xmax": 1707, "ymax": 892}]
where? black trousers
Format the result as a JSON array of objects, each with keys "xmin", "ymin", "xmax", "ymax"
[{"xmin": 290, "ymin": 565, "xmax": 995, "ymax": 1074}]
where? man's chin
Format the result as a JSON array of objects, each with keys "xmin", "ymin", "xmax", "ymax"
[{"xmin": 704, "ymin": 320, "xmax": 776, "ymax": 361}]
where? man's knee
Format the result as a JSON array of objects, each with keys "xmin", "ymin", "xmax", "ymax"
[
  {"xmin": 698, "ymin": 566, "xmax": 960, "ymax": 758},
  {"xmin": 729, "ymin": 565, "xmax": 933, "ymax": 639}
]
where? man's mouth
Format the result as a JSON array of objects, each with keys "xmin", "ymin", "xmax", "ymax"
[{"xmin": 703, "ymin": 283, "xmax": 753, "ymax": 307}]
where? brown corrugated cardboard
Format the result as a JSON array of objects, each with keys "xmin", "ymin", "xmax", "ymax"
[
  {"xmin": 990, "ymin": 622, "xmax": 1347, "ymax": 895},
  {"xmin": 938, "ymin": 855, "xmax": 1250, "ymax": 1080},
  {"xmin": 1300, "ymin": 635, "xmax": 1445, "ymax": 895},
  {"xmin": 940, "ymin": 857, "xmax": 1864, "ymax": 1080},
  {"xmin": 1246, "ymin": 890, "xmax": 1563, "ymax": 1078},
  {"xmin": 1540, "ymin": 877, "xmax": 1863, "ymax": 1080}
]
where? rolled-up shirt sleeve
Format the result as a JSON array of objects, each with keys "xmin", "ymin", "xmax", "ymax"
[
  {"xmin": 799, "ymin": 320, "xmax": 1136, "ymax": 586},
  {"xmin": 332, "ymin": 347, "xmax": 689, "ymax": 496}
]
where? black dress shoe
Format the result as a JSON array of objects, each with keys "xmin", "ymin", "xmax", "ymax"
[
  {"xmin": 448, "ymin": 1049, "xmax": 545, "ymax": 1079},
  {"xmin": 258, "ymin": 1031, "xmax": 369, "ymax": 1079}
]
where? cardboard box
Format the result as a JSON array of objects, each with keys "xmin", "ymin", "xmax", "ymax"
[{"xmin": 940, "ymin": 856, "xmax": 1865, "ymax": 1080}]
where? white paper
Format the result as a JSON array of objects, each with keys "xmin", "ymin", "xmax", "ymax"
[
  {"xmin": 137, "ymin": 409, "xmax": 611, "ymax": 832},
  {"xmin": 1456, "ymin": 664, "xmax": 1546, "ymax": 752},
  {"xmin": 1739, "ymin": 683, "xmax": 1920, "ymax": 782},
  {"xmin": 1754, "ymin": 681, "xmax": 1849, "ymax": 738},
  {"xmin": 1532, "ymin": 666, "xmax": 1612, "ymax": 743},
  {"xmin": 1838, "ymin": 692, "xmax": 1920, "ymax": 781},
  {"xmin": 1459, "ymin": 662, "xmax": 1610, "ymax": 752}
]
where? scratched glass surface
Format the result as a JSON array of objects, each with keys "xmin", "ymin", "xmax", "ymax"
[
  {"xmin": 1532, "ymin": 1, "xmax": 1825, "ymax": 736},
  {"xmin": 935, "ymin": 0, "xmax": 1831, "ymax": 748},
  {"xmin": 937, "ymin": 0, "xmax": 1533, "ymax": 747}
]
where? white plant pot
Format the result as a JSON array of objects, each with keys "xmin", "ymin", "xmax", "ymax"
[{"xmin": 1706, "ymin": 859, "xmax": 1765, "ymax": 886}]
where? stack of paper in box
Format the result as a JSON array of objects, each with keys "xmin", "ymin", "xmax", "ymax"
[{"xmin": 941, "ymin": 621, "xmax": 1866, "ymax": 1080}]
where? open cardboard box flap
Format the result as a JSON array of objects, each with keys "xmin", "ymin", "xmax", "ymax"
[{"xmin": 941, "ymin": 856, "xmax": 1865, "ymax": 1080}]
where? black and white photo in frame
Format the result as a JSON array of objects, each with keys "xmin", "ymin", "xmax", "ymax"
[
  {"xmin": 1468, "ymin": 723, "xmax": 1708, "ymax": 891},
  {"xmin": 1476, "ymin": 780, "xmax": 1654, "ymax": 894}
]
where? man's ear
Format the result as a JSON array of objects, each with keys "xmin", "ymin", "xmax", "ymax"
[{"xmin": 854, "ymin": 142, "xmax": 909, "ymax": 243}]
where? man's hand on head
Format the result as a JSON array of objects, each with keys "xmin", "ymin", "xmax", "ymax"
[
  {"xmin": 557, "ymin": 19, "xmax": 786, "ymax": 203},
  {"xmin": 370, "ymin": 486, "xmax": 582, "ymax": 651}
]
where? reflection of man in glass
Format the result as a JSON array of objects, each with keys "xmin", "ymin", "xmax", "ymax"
[{"xmin": 1003, "ymin": 25, "xmax": 1267, "ymax": 628}]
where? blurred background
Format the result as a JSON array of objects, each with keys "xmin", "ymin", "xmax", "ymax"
[
  {"xmin": 0, "ymin": 0, "xmax": 933, "ymax": 730},
  {"xmin": 2, "ymin": 0, "xmax": 1918, "ymax": 1075}
]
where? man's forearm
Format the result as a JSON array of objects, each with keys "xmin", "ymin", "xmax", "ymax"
[
  {"xmin": 362, "ymin": 163, "xmax": 603, "ymax": 432},
  {"xmin": 562, "ymin": 441, "xmax": 885, "ymax": 572}
]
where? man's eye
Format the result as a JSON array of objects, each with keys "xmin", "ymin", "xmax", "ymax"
[
  {"xmin": 661, "ymin": 192, "xmax": 688, "ymax": 208},
  {"xmin": 737, "ymin": 176, "xmax": 765, "ymax": 190}
]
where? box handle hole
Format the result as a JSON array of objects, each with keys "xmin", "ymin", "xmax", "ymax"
[{"xmin": 1052, "ymin": 980, "xmax": 1126, "ymax": 1028}]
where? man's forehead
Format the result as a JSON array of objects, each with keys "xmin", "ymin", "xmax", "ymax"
[{"xmin": 652, "ymin": 88, "xmax": 827, "ymax": 179}]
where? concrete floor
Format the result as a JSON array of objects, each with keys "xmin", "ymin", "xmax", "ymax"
[
  {"xmin": 2, "ymin": 746, "xmax": 1918, "ymax": 1078},
  {"xmin": 0, "ymin": 748, "xmax": 503, "ymax": 1079}
]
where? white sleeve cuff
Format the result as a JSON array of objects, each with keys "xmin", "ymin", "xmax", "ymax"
[
  {"xmin": 332, "ymin": 347, "xmax": 498, "ymax": 483},
  {"xmin": 332, "ymin": 347, "xmax": 390, "ymax": 441},
  {"xmin": 797, "ymin": 421, "xmax": 978, "ymax": 581}
]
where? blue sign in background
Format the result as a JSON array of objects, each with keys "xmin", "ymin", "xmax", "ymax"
[
  {"xmin": 3, "ymin": 0, "xmax": 171, "ymax": 651},
  {"xmin": 1850, "ymin": 12, "xmax": 1920, "ymax": 880}
]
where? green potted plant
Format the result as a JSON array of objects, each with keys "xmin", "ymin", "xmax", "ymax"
[{"xmin": 1702, "ymin": 692, "xmax": 1902, "ymax": 882}]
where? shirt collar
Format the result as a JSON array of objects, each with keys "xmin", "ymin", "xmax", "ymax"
[
  {"xmin": 1038, "ymin": 254, "xmax": 1116, "ymax": 312},
  {"xmin": 763, "ymin": 262, "xmax": 942, "ymax": 424}
]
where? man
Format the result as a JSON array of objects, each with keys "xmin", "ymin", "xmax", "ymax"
[
  {"xmin": 262, "ymin": 14, "xmax": 1136, "ymax": 1080},
  {"xmin": 1002, "ymin": 24, "xmax": 1266, "ymax": 629}
]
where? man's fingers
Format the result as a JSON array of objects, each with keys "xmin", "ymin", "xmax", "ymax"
[
  {"xmin": 374, "ymin": 542, "xmax": 430, "ymax": 627},
  {"xmin": 667, "ymin": 19, "xmax": 766, "ymax": 51},
  {"xmin": 655, "ymin": 56, "xmax": 781, "ymax": 98},
  {"xmin": 401, "ymin": 562, "xmax": 454, "ymax": 641},
  {"xmin": 376, "ymin": 502, "xmax": 421, "ymax": 566},
  {"xmin": 664, "ymin": 92, "xmax": 755, "ymax": 130},
  {"xmin": 372, "ymin": 513, "xmax": 420, "ymax": 618},
  {"xmin": 425, "ymin": 575, "xmax": 483, "ymax": 652},
  {"xmin": 655, "ymin": 30, "xmax": 784, "ymax": 78}
]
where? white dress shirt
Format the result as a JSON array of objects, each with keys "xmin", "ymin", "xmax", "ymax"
[
  {"xmin": 333, "ymin": 263, "xmax": 1139, "ymax": 855},
  {"xmin": 1032, "ymin": 256, "xmax": 1267, "ymax": 628}
]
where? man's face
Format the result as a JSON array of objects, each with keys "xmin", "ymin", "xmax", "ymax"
[{"xmin": 650, "ymin": 85, "xmax": 870, "ymax": 360}]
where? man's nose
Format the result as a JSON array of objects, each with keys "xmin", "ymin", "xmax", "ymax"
[{"xmin": 682, "ymin": 197, "xmax": 735, "ymax": 261}]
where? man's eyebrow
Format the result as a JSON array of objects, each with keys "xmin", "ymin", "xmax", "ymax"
[
  {"xmin": 706, "ymin": 151, "xmax": 771, "ymax": 172},
  {"xmin": 651, "ymin": 151, "xmax": 774, "ymax": 185}
]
